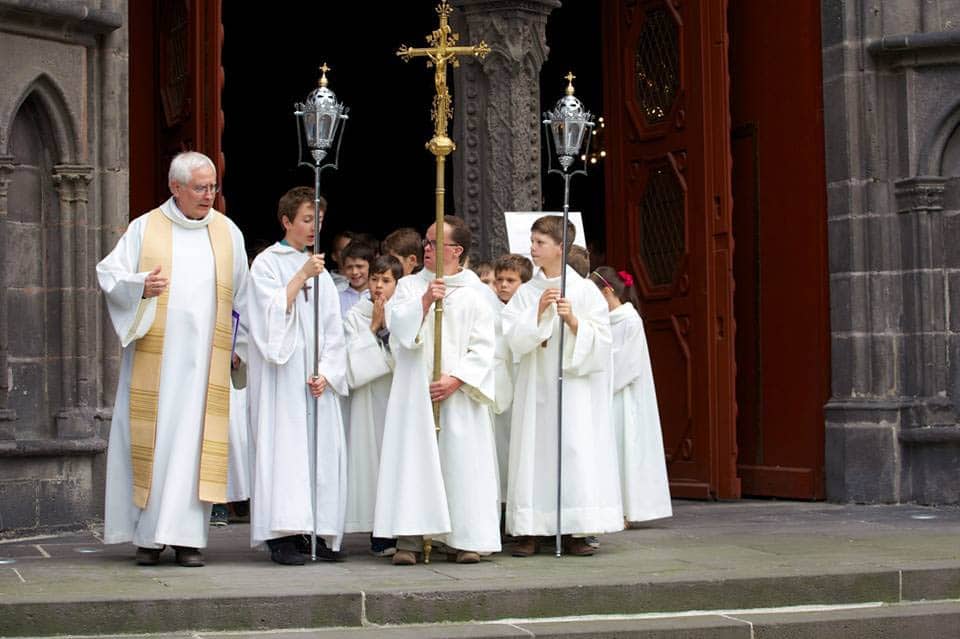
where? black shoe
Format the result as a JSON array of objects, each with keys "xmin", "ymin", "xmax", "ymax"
[
  {"xmin": 172, "ymin": 545, "xmax": 204, "ymax": 567},
  {"xmin": 293, "ymin": 534, "xmax": 347, "ymax": 561},
  {"xmin": 369, "ymin": 536, "xmax": 397, "ymax": 557},
  {"xmin": 267, "ymin": 537, "xmax": 304, "ymax": 566},
  {"xmin": 135, "ymin": 545, "xmax": 164, "ymax": 565}
]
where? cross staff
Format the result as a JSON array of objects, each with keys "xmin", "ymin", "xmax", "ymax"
[
  {"xmin": 397, "ymin": 0, "xmax": 489, "ymax": 565},
  {"xmin": 397, "ymin": 3, "xmax": 489, "ymax": 434}
]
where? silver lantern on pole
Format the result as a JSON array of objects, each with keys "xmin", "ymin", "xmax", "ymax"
[
  {"xmin": 293, "ymin": 62, "xmax": 348, "ymax": 562},
  {"xmin": 542, "ymin": 71, "xmax": 594, "ymax": 558}
]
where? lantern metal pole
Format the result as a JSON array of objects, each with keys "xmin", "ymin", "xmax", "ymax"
[
  {"xmin": 295, "ymin": 62, "xmax": 347, "ymax": 563},
  {"xmin": 543, "ymin": 71, "xmax": 594, "ymax": 559},
  {"xmin": 555, "ymin": 170, "xmax": 572, "ymax": 558},
  {"xmin": 310, "ymin": 161, "xmax": 322, "ymax": 562}
]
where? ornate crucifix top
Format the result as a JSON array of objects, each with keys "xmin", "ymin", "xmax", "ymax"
[{"xmin": 397, "ymin": 1, "xmax": 490, "ymax": 156}]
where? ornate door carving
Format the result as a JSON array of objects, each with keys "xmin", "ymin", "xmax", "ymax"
[{"xmin": 603, "ymin": 0, "xmax": 739, "ymax": 498}]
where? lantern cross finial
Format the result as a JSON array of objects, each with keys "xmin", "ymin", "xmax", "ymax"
[
  {"xmin": 565, "ymin": 71, "xmax": 577, "ymax": 95},
  {"xmin": 318, "ymin": 63, "xmax": 331, "ymax": 87},
  {"xmin": 397, "ymin": 1, "xmax": 490, "ymax": 143}
]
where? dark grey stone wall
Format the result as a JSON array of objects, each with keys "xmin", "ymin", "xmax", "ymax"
[
  {"xmin": 823, "ymin": 0, "xmax": 960, "ymax": 504},
  {"xmin": 0, "ymin": 0, "xmax": 125, "ymax": 535}
]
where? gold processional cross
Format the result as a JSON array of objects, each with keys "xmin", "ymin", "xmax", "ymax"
[{"xmin": 397, "ymin": 1, "xmax": 489, "ymax": 565}]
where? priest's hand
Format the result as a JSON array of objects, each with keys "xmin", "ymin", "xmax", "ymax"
[
  {"xmin": 370, "ymin": 296, "xmax": 386, "ymax": 333},
  {"xmin": 556, "ymin": 298, "xmax": 578, "ymax": 334},
  {"xmin": 422, "ymin": 279, "xmax": 446, "ymax": 317},
  {"xmin": 142, "ymin": 265, "xmax": 169, "ymax": 299},
  {"xmin": 299, "ymin": 253, "xmax": 326, "ymax": 279},
  {"xmin": 538, "ymin": 288, "xmax": 561, "ymax": 320},
  {"xmin": 307, "ymin": 374, "xmax": 328, "ymax": 397},
  {"xmin": 430, "ymin": 374, "xmax": 464, "ymax": 402}
]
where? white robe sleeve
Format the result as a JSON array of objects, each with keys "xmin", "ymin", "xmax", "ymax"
[
  {"xmin": 345, "ymin": 311, "xmax": 393, "ymax": 390},
  {"xmin": 385, "ymin": 278, "xmax": 427, "ymax": 351},
  {"xmin": 493, "ymin": 331, "xmax": 513, "ymax": 415},
  {"xmin": 612, "ymin": 318, "xmax": 646, "ymax": 393},
  {"xmin": 96, "ymin": 217, "xmax": 157, "ymax": 347},
  {"xmin": 501, "ymin": 287, "xmax": 554, "ymax": 357},
  {"xmin": 317, "ymin": 273, "xmax": 348, "ymax": 397},
  {"xmin": 563, "ymin": 284, "xmax": 612, "ymax": 377},
  {"xmin": 449, "ymin": 291, "xmax": 496, "ymax": 405},
  {"xmin": 248, "ymin": 254, "xmax": 298, "ymax": 365},
  {"xmin": 230, "ymin": 223, "xmax": 251, "ymax": 365}
]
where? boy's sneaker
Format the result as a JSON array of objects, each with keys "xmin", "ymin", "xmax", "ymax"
[
  {"xmin": 370, "ymin": 536, "xmax": 397, "ymax": 557},
  {"xmin": 209, "ymin": 504, "xmax": 229, "ymax": 527},
  {"xmin": 585, "ymin": 535, "xmax": 600, "ymax": 548}
]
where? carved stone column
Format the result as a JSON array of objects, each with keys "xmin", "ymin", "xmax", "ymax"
[
  {"xmin": 0, "ymin": 158, "xmax": 15, "ymax": 438},
  {"xmin": 52, "ymin": 165, "xmax": 95, "ymax": 439},
  {"xmin": 451, "ymin": 0, "xmax": 560, "ymax": 259}
]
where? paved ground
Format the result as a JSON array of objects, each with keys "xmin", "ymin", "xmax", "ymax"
[{"xmin": 1, "ymin": 500, "xmax": 958, "ymax": 637}]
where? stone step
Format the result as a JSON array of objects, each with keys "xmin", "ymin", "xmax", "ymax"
[
  {"xmin": 3, "ymin": 502, "xmax": 959, "ymax": 637},
  {"xmin": 3, "ymin": 566, "xmax": 959, "ymax": 636},
  {"xmin": 8, "ymin": 602, "xmax": 960, "ymax": 639}
]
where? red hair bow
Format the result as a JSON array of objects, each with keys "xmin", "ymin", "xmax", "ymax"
[{"xmin": 618, "ymin": 270, "xmax": 634, "ymax": 287}]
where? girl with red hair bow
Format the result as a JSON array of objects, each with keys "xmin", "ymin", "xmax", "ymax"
[{"xmin": 588, "ymin": 267, "xmax": 673, "ymax": 526}]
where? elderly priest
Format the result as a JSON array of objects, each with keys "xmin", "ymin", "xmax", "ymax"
[{"xmin": 97, "ymin": 151, "xmax": 249, "ymax": 567}]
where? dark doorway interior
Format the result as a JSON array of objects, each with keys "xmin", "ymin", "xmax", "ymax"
[
  {"xmin": 221, "ymin": 2, "xmax": 604, "ymax": 259},
  {"xmin": 222, "ymin": 3, "xmax": 448, "ymax": 255},
  {"xmin": 540, "ymin": 0, "xmax": 605, "ymax": 264}
]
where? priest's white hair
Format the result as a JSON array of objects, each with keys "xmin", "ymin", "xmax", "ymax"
[{"xmin": 168, "ymin": 151, "xmax": 216, "ymax": 185}]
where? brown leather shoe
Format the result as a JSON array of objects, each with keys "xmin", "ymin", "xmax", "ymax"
[
  {"xmin": 511, "ymin": 536, "xmax": 540, "ymax": 557},
  {"xmin": 135, "ymin": 546, "xmax": 164, "ymax": 566},
  {"xmin": 391, "ymin": 549, "xmax": 418, "ymax": 566},
  {"xmin": 562, "ymin": 536, "xmax": 595, "ymax": 557},
  {"xmin": 172, "ymin": 545, "xmax": 205, "ymax": 567},
  {"xmin": 456, "ymin": 550, "xmax": 480, "ymax": 564}
]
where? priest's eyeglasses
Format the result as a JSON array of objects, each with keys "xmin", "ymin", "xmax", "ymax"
[
  {"xmin": 422, "ymin": 239, "xmax": 460, "ymax": 249},
  {"xmin": 190, "ymin": 184, "xmax": 219, "ymax": 195}
]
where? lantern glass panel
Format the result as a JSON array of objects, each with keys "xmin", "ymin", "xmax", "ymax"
[
  {"xmin": 551, "ymin": 121, "xmax": 565, "ymax": 156},
  {"xmin": 564, "ymin": 120, "xmax": 585, "ymax": 155},
  {"xmin": 302, "ymin": 111, "xmax": 318, "ymax": 147},
  {"xmin": 316, "ymin": 113, "xmax": 333, "ymax": 148}
]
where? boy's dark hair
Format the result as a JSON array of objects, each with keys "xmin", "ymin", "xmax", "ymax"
[
  {"xmin": 341, "ymin": 239, "xmax": 375, "ymax": 265},
  {"xmin": 332, "ymin": 230, "xmax": 354, "ymax": 245},
  {"xmin": 473, "ymin": 260, "xmax": 494, "ymax": 275},
  {"xmin": 278, "ymin": 187, "xmax": 325, "ymax": 228},
  {"xmin": 382, "ymin": 227, "xmax": 424, "ymax": 264},
  {"xmin": 531, "ymin": 215, "xmax": 576, "ymax": 250},
  {"xmin": 494, "ymin": 253, "xmax": 533, "ymax": 282},
  {"xmin": 353, "ymin": 232, "xmax": 381, "ymax": 256},
  {"xmin": 567, "ymin": 245, "xmax": 590, "ymax": 278},
  {"xmin": 443, "ymin": 215, "xmax": 471, "ymax": 265},
  {"xmin": 371, "ymin": 254, "xmax": 403, "ymax": 281}
]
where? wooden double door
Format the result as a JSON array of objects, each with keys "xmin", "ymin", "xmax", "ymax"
[
  {"xmin": 129, "ymin": 0, "xmax": 224, "ymax": 218},
  {"xmin": 602, "ymin": 0, "xmax": 830, "ymax": 500}
]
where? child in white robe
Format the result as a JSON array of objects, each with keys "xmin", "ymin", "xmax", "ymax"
[
  {"xmin": 373, "ymin": 216, "xmax": 501, "ymax": 565},
  {"xmin": 589, "ymin": 267, "xmax": 672, "ymax": 524},
  {"xmin": 247, "ymin": 187, "xmax": 348, "ymax": 566},
  {"xmin": 501, "ymin": 216, "xmax": 624, "ymax": 557},
  {"xmin": 344, "ymin": 255, "xmax": 402, "ymax": 556},
  {"xmin": 491, "ymin": 254, "xmax": 533, "ymax": 503}
]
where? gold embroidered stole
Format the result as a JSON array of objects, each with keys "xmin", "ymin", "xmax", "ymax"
[{"xmin": 130, "ymin": 208, "xmax": 233, "ymax": 508}]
